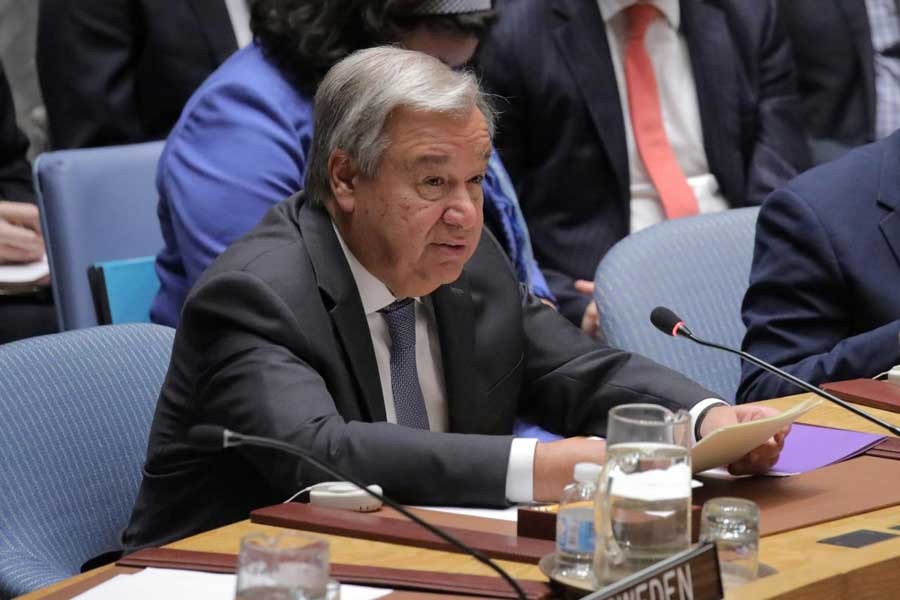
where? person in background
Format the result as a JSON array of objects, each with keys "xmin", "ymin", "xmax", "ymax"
[
  {"xmin": 123, "ymin": 47, "xmax": 786, "ymax": 552},
  {"xmin": 738, "ymin": 131, "xmax": 900, "ymax": 403},
  {"xmin": 150, "ymin": 0, "xmax": 553, "ymax": 328},
  {"xmin": 0, "ymin": 62, "xmax": 55, "ymax": 344},
  {"xmin": 37, "ymin": 0, "xmax": 251, "ymax": 148},
  {"xmin": 477, "ymin": 0, "xmax": 810, "ymax": 335},
  {"xmin": 779, "ymin": 0, "xmax": 900, "ymax": 164}
]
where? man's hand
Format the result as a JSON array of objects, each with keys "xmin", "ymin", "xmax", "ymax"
[
  {"xmin": 575, "ymin": 279, "xmax": 599, "ymax": 339},
  {"xmin": 699, "ymin": 405, "xmax": 790, "ymax": 475},
  {"xmin": 0, "ymin": 201, "xmax": 45, "ymax": 264},
  {"xmin": 533, "ymin": 437, "xmax": 606, "ymax": 502}
]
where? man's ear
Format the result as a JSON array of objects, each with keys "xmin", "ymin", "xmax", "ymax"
[{"xmin": 328, "ymin": 150, "xmax": 358, "ymax": 214}]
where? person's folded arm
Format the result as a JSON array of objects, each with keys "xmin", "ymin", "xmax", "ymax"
[{"xmin": 739, "ymin": 189, "xmax": 900, "ymax": 402}]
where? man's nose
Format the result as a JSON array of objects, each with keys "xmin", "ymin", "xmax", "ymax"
[{"xmin": 443, "ymin": 186, "xmax": 480, "ymax": 229}]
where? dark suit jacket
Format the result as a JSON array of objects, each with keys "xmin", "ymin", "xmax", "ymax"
[
  {"xmin": 778, "ymin": 0, "xmax": 876, "ymax": 163},
  {"xmin": 738, "ymin": 131, "xmax": 900, "ymax": 403},
  {"xmin": 0, "ymin": 62, "xmax": 33, "ymax": 203},
  {"xmin": 37, "ymin": 0, "xmax": 239, "ymax": 149},
  {"xmin": 122, "ymin": 193, "xmax": 714, "ymax": 551},
  {"xmin": 477, "ymin": 0, "xmax": 810, "ymax": 323}
]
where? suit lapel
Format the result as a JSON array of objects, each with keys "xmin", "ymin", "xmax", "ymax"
[
  {"xmin": 431, "ymin": 275, "xmax": 479, "ymax": 433},
  {"xmin": 297, "ymin": 202, "xmax": 387, "ymax": 422},
  {"xmin": 681, "ymin": 0, "xmax": 741, "ymax": 200},
  {"xmin": 837, "ymin": 0, "xmax": 876, "ymax": 135},
  {"xmin": 186, "ymin": 0, "xmax": 239, "ymax": 64},
  {"xmin": 551, "ymin": 0, "xmax": 629, "ymax": 199},
  {"xmin": 878, "ymin": 135, "xmax": 900, "ymax": 268}
]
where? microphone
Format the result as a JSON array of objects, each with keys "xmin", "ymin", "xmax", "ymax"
[
  {"xmin": 649, "ymin": 306, "xmax": 900, "ymax": 436},
  {"xmin": 188, "ymin": 425, "xmax": 527, "ymax": 600}
]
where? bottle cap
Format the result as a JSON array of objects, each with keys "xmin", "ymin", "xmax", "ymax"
[{"xmin": 573, "ymin": 462, "xmax": 602, "ymax": 483}]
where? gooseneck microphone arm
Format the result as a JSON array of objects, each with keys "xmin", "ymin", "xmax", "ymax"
[
  {"xmin": 188, "ymin": 425, "xmax": 527, "ymax": 600},
  {"xmin": 649, "ymin": 306, "xmax": 900, "ymax": 437}
]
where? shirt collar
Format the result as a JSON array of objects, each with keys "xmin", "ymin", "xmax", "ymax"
[
  {"xmin": 598, "ymin": 0, "xmax": 680, "ymax": 29},
  {"xmin": 333, "ymin": 223, "xmax": 412, "ymax": 315}
]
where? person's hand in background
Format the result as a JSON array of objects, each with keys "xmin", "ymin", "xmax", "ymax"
[
  {"xmin": 0, "ymin": 201, "xmax": 45, "ymax": 264},
  {"xmin": 576, "ymin": 279, "xmax": 599, "ymax": 338}
]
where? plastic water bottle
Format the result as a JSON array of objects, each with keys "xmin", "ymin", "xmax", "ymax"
[{"xmin": 554, "ymin": 462, "xmax": 602, "ymax": 580}]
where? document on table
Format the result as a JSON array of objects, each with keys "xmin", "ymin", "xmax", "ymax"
[
  {"xmin": 0, "ymin": 255, "xmax": 48, "ymax": 284},
  {"xmin": 692, "ymin": 397, "xmax": 822, "ymax": 473},
  {"xmin": 72, "ymin": 568, "xmax": 392, "ymax": 600}
]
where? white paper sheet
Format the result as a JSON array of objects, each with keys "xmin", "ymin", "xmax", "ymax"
[
  {"xmin": 72, "ymin": 568, "xmax": 392, "ymax": 600},
  {"xmin": 0, "ymin": 255, "xmax": 48, "ymax": 283},
  {"xmin": 410, "ymin": 505, "xmax": 520, "ymax": 521}
]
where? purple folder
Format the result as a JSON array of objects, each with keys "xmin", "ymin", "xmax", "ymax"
[{"xmin": 770, "ymin": 423, "xmax": 886, "ymax": 475}]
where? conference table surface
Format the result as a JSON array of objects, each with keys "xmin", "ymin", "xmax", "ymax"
[{"xmin": 19, "ymin": 392, "xmax": 900, "ymax": 600}]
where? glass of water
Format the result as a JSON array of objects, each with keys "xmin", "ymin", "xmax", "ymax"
[
  {"xmin": 699, "ymin": 497, "xmax": 759, "ymax": 590},
  {"xmin": 593, "ymin": 404, "xmax": 692, "ymax": 586},
  {"xmin": 236, "ymin": 531, "xmax": 330, "ymax": 600}
]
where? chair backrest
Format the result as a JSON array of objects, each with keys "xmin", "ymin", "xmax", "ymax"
[
  {"xmin": 594, "ymin": 207, "xmax": 760, "ymax": 403},
  {"xmin": 0, "ymin": 324, "xmax": 175, "ymax": 598},
  {"xmin": 89, "ymin": 256, "xmax": 160, "ymax": 325},
  {"xmin": 34, "ymin": 141, "xmax": 165, "ymax": 331}
]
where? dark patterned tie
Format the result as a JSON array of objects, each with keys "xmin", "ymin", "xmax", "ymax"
[{"xmin": 379, "ymin": 298, "xmax": 430, "ymax": 429}]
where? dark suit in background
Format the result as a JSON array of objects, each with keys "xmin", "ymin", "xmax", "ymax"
[
  {"xmin": 778, "ymin": 0, "xmax": 877, "ymax": 163},
  {"xmin": 478, "ymin": 0, "xmax": 809, "ymax": 323},
  {"xmin": 738, "ymin": 131, "xmax": 900, "ymax": 403},
  {"xmin": 37, "ymin": 0, "xmax": 240, "ymax": 148},
  {"xmin": 0, "ymin": 64, "xmax": 34, "ymax": 204},
  {"xmin": 123, "ymin": 193, "xmax": 713, "ymax": 552}
]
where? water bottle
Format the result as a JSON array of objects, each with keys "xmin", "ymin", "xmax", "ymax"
[{"xmin": 554, "ymin": 462, "xmax": 602, "ymax": 580}]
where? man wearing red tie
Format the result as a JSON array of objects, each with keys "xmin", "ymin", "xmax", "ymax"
[{"xmin": 478, "ymin": 0, "xmax": 810, "ymax": 334}]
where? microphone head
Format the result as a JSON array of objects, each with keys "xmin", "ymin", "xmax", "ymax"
[
  {"xmin": 188, "ymin": 425, "xmax": 228, "ymax": 450},
  {"xmin": 650, "ymin": 306, "xmax": 684, "ymax": 336}
]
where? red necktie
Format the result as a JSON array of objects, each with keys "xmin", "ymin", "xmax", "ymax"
[{"xmin": 624, "ymin": 3, "xmax": 699, "ymax": 219}]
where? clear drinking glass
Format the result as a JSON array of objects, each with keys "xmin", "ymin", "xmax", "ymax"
[
  {"xmin": 593, "ymin": 404, "xmax": 693, "ymax": 586},
  {"xmin": 235, "ymin": 531, "xmax": 330, "ymax": 600},
  {"xmin": 699, "ymin": 497, "xmax": 759, "ymax": 590}
]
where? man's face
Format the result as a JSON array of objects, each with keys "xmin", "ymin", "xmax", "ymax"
[{"xmin": 330, "ymin": 106, "xmax": 489, "ymax": 298}]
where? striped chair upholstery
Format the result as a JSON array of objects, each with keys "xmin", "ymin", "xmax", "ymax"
[
  {"xmin": 0, "ymin": 324, "xmax": 174, "ymax": 598},
  {"xmin": 594, "ymin": 207, "xmax": 760, "ymax": 403}
]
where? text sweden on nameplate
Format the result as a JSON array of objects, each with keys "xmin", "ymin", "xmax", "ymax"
[{"xmin": 589, "ymin": 543, "xmax": 723, "ymax": 600}]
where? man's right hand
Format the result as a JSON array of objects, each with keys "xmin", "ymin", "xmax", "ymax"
[
  {"xmin": 0, "ymin": 201, "xmax": 45, "ymax": 264},
  {"xmin": 533, "ymin": 437, "xmax": 606, "ymax": 502}
]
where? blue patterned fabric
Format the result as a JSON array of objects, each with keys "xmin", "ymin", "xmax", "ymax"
[
  {"xmin": 594, "ymin": 207, "xmax": 760, "ymax": 403},
  {"xmin": 0, "ymin": 324, "xmax": 175, "ymax": 598},
  {"xmin": 379, "ymin": 299, "xmax": 430, "ymax": 429}
]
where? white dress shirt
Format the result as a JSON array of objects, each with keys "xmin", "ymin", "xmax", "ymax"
[
  {"xmin": 599, "ymin": 0, "xmax": 729, "ymax": 233},
  {"xmin": 335, "ymin": 225, "xmax": 722, "ymax": 502},
  {"xmin": 224, "ymin": 0, "xmax": 253, "ymax": 49}
]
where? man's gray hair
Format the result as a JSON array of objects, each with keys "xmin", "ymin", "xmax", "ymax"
[{"xmin": 305, "ymin": 46, "xmax": 496, "ymax": 204}]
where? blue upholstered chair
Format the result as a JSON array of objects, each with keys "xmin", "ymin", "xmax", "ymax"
[
  {"xmin": 0, "ymin": 324, "xmax": 174, "ymax": 598},
  {"xmin": 594, "ymin": 207, "xmax": 761, "ymax": 403},
  {"xmin": 34, "ymin": 142, "xmax": 165, "ymax": 331}
]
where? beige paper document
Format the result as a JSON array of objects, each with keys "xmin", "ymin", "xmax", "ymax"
[{"xmin": 691, "ymin": 397, "xmax": 822, "ymax": 473}]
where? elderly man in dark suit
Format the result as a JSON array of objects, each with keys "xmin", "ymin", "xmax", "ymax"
[
  {"xmin": 738, "ymin": 130, "xmax": 900, "ymax": 403},
  {"xmin": 477, "ymin": 0, "xmax": 810, "ymax": 332},
  {"xmin": 123, "ymin": 46, "xmax": 786, "ymax": 552},
  {"xmin": 37, "ymin": 0, "xmax": 248, "ymax": 148}
]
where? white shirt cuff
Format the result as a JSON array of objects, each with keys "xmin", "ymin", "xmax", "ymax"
[
  {"xmin": 505, "ymin": 437, "xmax": 538, "ymax": 503},
  {"xmin": 689, "ymin": 398, "xmax": 728, "ymax": 444}
]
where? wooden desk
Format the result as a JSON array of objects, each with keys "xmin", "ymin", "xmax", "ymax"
[{"xmin": 18, "ymin": 392, "xmax": 900, "ymax": 600}]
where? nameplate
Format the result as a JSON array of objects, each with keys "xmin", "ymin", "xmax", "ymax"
[{"xmin": 586, "ymin": 543, "xmax": 722, "ymax": 600}]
